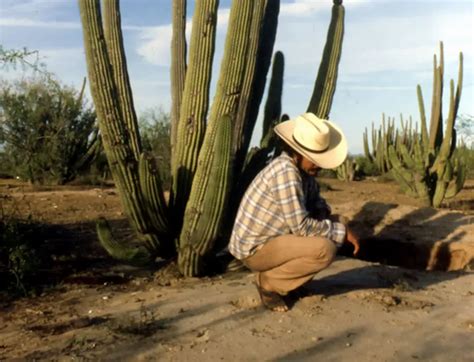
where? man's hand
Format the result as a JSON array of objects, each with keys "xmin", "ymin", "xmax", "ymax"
[{"xmin": 346, "ymin": 228, "xmax": 360, "ymax": 256}]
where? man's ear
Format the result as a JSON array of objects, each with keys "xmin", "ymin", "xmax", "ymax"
[{"xmin": 293, "ymin": 153, "xmax": 303, "ymax": 168}]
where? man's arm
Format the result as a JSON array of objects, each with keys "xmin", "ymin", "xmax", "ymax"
[{"xmin": 271, "ymin": 166, "xmax": 345, "ymax": 244}]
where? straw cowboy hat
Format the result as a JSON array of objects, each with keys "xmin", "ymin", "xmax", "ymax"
[{"xmin": 274, "ymin": 112, "xmax": 348, "ymax": 169}]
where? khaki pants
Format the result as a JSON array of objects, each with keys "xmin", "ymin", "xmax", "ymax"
[{"xmin": 243, "ymin": 235, "xmax": 337, "ymax": 295}]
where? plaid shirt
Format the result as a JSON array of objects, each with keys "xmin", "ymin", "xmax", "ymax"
[{"xmin": 229, "ymin": 152, "xmax": 346, "ymax": 260}]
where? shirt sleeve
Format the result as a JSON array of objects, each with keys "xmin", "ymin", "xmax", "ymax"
[{"xmin": 271, "ymin": 165, "xmax": 346, "ymax": 244}]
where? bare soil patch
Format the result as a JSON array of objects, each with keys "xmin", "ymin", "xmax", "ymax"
[{"xmin": 0, "ymin": 177, "xmax": 473, "ymax": 360}]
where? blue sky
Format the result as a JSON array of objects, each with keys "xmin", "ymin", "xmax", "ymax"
[{"xmin": 1, "ymin": 0, "xmax": 473, "ymax": 154}]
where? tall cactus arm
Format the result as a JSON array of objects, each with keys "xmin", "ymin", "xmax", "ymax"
[
  {"xmin": 363, "ymin": 127, "xmax": 373, "ymax": 161},
  {"xmin": 102, "ymin": 0, "xmax": 141, "ymax": 160},
  {"xmin": 432, "ymin": 51, "xmax": 463, "ymax": 173},
  {"xmin": 178, "ymin": 115, "xmax": 233, "ymax": 276},
  {"xmin": 450, "ymin": 52, "xmax": 464, "ymax": 156},
  {"xmin": 206, "ymin": 0, "xmax": 255, "ymax": 128},
  {"xmin": 233, "ymin": 0, "xmax": 268, "ymax": 149},
  {"xmin": 170, "ymin": 0, "xmax": 187, "ymax": 156},
  {"xmin": 428, "ymin": 44, "xmax": 444, "ymax": 151},
  {"xmin": 171, "ymin": 0, "xmax": 219, "ymax": 223},
  {"xmin": 417, "ymin": 85, "xmax": 429, "ymax": 152},
  {"xmin": 233, "ymin": 0, "xmax": 280, "ymax": 177},
  {"xmin": 96, "ymin": 218, "xmax": 152, "ymax": 266},
  {"xmin": 79, "ymin": 0, "xmax": 163, "ymax": 254},
  {"xmin": 307, "ymin": 0, "xmax": 344, "ymax": 118},
  {"xmin": 138, "ymin": 153, "xmax": 170, "ymax": 237},
  {"xmin": 261, "ymin": 51, "xmax": 284, "ymax": 147}
]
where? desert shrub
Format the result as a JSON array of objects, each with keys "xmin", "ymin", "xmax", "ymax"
[
  {"xmin": 455, "ymin": 114, "xmax": 474, "ymax": 179},
  {"xmin": 355, "ymin": 155, "xmax": 380, "ymax": 177},
  {"xmin": 454, "ymin": 146, "xmax": 474, "ymax": 179},
  {"xmin": 456, "ymin": 114, "xmax": 473, "ymax": 147},
  {"xmin": 0, "ymin": 206, "xmax": 43, "ymax": 296},
  {"xmin": 0, "ymin": 75, "xmax": 97, "ymax": 184},
  {"xmin": 139, "ymin": 107, "xmax": 172, "ymax": 189}
]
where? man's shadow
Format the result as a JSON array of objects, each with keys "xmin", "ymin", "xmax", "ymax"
[
  {"xmin": 340, "ymin": 201, "xmax": 470, "ymax": 271},
  {"xmin": 291, "ymin": 201, "xmax": 471, "ymax": 303}
]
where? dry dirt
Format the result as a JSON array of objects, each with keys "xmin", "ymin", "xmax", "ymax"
[{"xmin": 0, "ymin": 178, "xmax": 473, "ymax": 361}]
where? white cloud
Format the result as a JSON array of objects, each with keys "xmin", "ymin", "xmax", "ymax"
[
  {"xmin": 274, "ymin": 5, "xmax": 472, "ymax": 79},
  {"xmin": 280, "ymin": 0, "xmax": 367, "ymax": 17},
  {"xmin": 136, "ymin": 24, "xmax": 173, "ymax": 66},
  {"xmin": 136, "ymin": 7, "xmax": 230, "ymax": 66},
  {"xmin": 0, "ymin": 17, "xmax": 80, "ymax": 29}
]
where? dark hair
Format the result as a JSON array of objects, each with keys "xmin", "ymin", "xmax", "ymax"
[{"xmin": 278, "ymin": 138, "xmax": 300, "ymax": 158}]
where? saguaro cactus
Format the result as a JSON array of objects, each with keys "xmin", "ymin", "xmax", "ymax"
[
  {"xmin": 388, "ymin": 42, "xmax": 465, "ymax": 207},
  {"xmin": 79, "ymin": 0, "xmax": 346, "ymax": 276}
]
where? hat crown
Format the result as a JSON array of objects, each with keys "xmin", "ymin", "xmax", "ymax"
[{"xmin": 293, "ymin": 113, "xmax": 330, "ymax": 151}]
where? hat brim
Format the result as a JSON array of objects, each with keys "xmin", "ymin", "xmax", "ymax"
[{"xmin": 274, "ymin": 119, "xmax": 348, "ymax": 169}]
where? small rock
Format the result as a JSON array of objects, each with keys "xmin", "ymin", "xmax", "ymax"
[{"xmin": 195, "ymin": 329, "xmax": 210, "ymax": 343}]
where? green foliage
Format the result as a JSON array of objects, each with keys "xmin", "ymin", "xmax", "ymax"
[
  {"xmin": 0, "ymin": 75, "xmax": 98, "ymax": 184},
  {"xmin": 454, "ymin": 144, "xmax": 474, "ymax": 179},
  {"xmin": 139, "ymin": 108, "xmax": 172, "ymax": 189},
  {"xmin": 0, "ymin": 45, "xmax": 44, "ymax": 72},
  {"xmin": 456, "ymin": 114, "xmax": 473, "ymax": 148},
  {"xmin": 354, "ymin": 155, "xmax": 379, "ymax": 177},
  {"xmin": 0, "ymin": 208, "xmax": 42, "ymax": 296}
]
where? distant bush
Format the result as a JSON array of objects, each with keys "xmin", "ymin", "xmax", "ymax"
[
  {"xmin": 0, "ymin": 75, "xmax": 98, "ymax": 184},
  {"xmin": 455, "ymin": 146, "xmax": 474, "ymax": 179},
  {"xmin": 139, "ymin": 107, "xmax": 171, "ymax": 189},
  {"xmin": 455, "ymin": 114, "xmax": 474, "ymax": 179},
  {"xmin": 354, "ymin": 155, "xmax": 380, "ymax": 177}
]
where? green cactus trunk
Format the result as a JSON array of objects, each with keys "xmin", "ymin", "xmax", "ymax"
[
  {"xmin": 170, "ymin": 0, "xmax": 187, "ymax": 157},
  {"xmin": 232, "ymin": 0, "xmax": 280, "ymax": 177},
  {"xmin": 79, "ymin": 0, "xmax": 165, "ymax": 255},
  {"xmin": 178, "ymin": 115, "xmax": 233, "ymax": 276},
  {"xmin": 307, "ymin": 0, "xmax": 344, "ymax": 118},
  {"xmin": 206, "ymin": 0, "xmax": 254, "ymax": 130},
  {"xmin": 102, "ymin": 0, "xmax": 141, "ymax": 160},
  {"xmin": 171, "ymin": 0, "xmax": 219, "ymax": 231}
]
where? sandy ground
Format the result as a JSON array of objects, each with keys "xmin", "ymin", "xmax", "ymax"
[
  {"xmin": 0, "ymin": 178, "xmax": 473, "ymax": 360},
  {"xmin": 1, "ymin": 259, "xmax": 473, "ymax": 361}
]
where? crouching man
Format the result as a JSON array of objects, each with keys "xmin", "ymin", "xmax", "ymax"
[{"xmin": 228, "ymin": 113, "xmax": 360, "ymax": 312}]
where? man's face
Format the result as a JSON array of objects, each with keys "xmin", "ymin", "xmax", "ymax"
[{"xmin": 295, "ymin": 154, "xmax": 320, "ymax": 176}]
